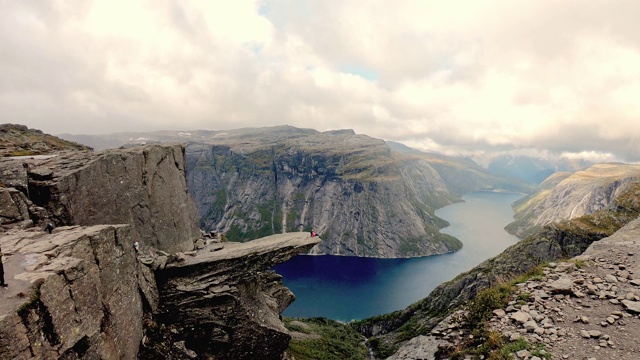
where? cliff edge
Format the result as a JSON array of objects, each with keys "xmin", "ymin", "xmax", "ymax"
[
  {"xmin": 0, "ymin": 129, "xmax": 320, "ymax": 360},
  {"xmin": 186, "ymin": 127, "xmax": 462, "ymax": 258},
  {"xmin": 1, "ymin": 144, "xmax": 200, "ymax": 253}
]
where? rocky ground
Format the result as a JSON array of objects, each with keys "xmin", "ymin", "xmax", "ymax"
[
  {"xmin": 408, "ymin": 218, "xmax": 640, "ymax": 360},
  {"xmin": 488, "ymin": 256, "xmax": 640, "ymax": 360}
]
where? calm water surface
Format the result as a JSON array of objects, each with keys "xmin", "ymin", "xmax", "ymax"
[{"xmin": 272, "ymin": 191, "xmax": 524, "ymax": 321}]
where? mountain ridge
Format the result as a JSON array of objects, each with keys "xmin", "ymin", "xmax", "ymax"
[{"xmin": 61, "ymin": 125, "xmax": 530, "ymax": 258}]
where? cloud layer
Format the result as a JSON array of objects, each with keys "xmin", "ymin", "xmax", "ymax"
[{"xmin": 2, "ymin": 0, "xmax": 640, "ymax": 161}]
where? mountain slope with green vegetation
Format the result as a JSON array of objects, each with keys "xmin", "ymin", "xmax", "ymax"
[
  {"xmin": 1, "ymin": 123, "xmax": 91, "ymax": 156},
  {"xmin": 353, "ymin": 176, "xmax": 640, "ymax": 358},
  {"xmin": 186, "ymin": 127, "xmax": 462, "ymax": 258},
  {"xmin": 506, "ymin": 163, "xmax": 640, "ymax": 238}
]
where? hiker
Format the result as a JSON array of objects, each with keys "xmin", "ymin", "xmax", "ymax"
[
  {"xmin": 310, "ymin": 229, "xmax": 316, "ymax": 237},
  {"xmin": 0, "ymin": 247, "xmax": 7, "ymax": 288},
  {"xmin": 45, "ymin": 222, "xmax": 54, "ymax": 234},
  {"xmin": 133, "ymin": 241, "xmax": 139, "ymax": 253}
]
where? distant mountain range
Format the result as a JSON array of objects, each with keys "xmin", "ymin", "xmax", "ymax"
[{"xmin": 486, "ymin": 154, "xmax": 593, "ymax": 184}]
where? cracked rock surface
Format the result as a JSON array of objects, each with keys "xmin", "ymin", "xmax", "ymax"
[
  {"xmin": 154, "ymin": 232, "xmax": 320, "ymax": 360},
  {"xmin": 1, "ymin": 144, "xmax": 200, "ymax": 253},
  {"xmin": 0, "ymin": 225, "xmax": 144, "ymax": 359}
]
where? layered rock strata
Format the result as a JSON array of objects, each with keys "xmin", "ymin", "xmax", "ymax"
[
  {"xmin": 154, "ymin": 233, "xmax": 320, "ymax": 359},
  {"xmin": 507, "ymin": 163, "xmax": 640, "ymax": 238},
  {"xmin": 186, "ymin": 129, "xmax": 461, "ymax": 258},
  {"xmin": 0, "ymin": 225, "xmax": 144, "ymax": 359},
  {"xmin": 0, "ymin": 144, "xmax": 200, "ymax": 253}
]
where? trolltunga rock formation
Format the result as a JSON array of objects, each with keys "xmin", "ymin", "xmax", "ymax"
[
  {"xmin": 0, "ymin": 226, "xmax": 319, "ymax": 360},
  {"xmin": 154, "ymin": 233, "xmax": 320, "ymax": 359},
  {"xmin": 0, "ymin": 140, "xmax": 321, "ymax": 360}
]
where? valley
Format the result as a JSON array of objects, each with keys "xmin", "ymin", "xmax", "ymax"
[{"xmin": 274, "ymin": 191, "xmax": 523, "ymax": 320}]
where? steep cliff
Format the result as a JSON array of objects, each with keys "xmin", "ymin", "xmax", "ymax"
[
  {"xmin": 506, "ymin": 163, "xmax": 640, "ymax": 238},
  {"xmin": 1, "ymin": 135, "xmax": 320, "ymax": 360},
  {"xmin": 186, "ymin": 127, "xmax": 462, "ymax": 258},
  {"xmin": 150, "ymin": 233, "xmax": 320, "ymax": 359},
  {"xmin": 60, "ymin": 126, "xmax": 530, "ymax": 258},
  {"xmin": 1, "ymin": 144, "xmax": 201, "ymax": 253}
]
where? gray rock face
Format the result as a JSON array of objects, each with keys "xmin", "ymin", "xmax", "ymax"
[
  {"xmin": 386, "ymin": 335, "xmax": 444, "ymax": 360},
  {"xmin": 154, "ymin": 233, "xmax": 320, "ymax": 360},
  {"xmin": 548, "ymin": 277, "xmax": 574, "ymax": 294},
  {"xmin": 0, "ymin": 225, "xmax": 144, "ymax": 359},
  {"xmin": 1, "ymin": 141, "xmax": 318, "ymax": 360},
  {"xmin": 0, "ymin": 188, "xmax": 30, "ymax": 225},
  {"xmin": 186, "ymin": 131, "xmax": 461, "ymax": 258},
  {"xmin": 2, "ymin": 144, "xmax": 200, "ymax": 253},
  {"xmin": 507, "ymin": 163, "xmax": 640, "ymax": 237}
]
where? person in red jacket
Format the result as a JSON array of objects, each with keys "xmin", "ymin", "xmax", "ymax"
[{"xmin": 310, "ymin": 229, "xmax": 316, "ymax": 237}]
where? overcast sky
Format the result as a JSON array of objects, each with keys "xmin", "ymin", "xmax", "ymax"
[{"xmin": 2, "ymin": 1, "xmax": 640, "ymax": 162}]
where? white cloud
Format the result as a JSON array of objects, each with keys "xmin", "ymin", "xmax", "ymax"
[{"xmin": 1, "ymin": 0, "xmax": 640, "ymax": 161}]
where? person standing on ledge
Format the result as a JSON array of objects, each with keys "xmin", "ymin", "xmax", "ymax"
[
  {"xmin": 310, "ymin": 229, "xmax": 317, "ymax": 237},
  {"xmin": 0, "ymin": 246, "xmax": 7, "ymax": 288},
  {"xmin": 45, "ymin": 222, "xmax": 54, "ymax": 234}
]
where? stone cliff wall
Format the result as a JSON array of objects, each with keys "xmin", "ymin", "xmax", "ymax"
[
  {"xmin": 0, "ymin": 225, "xmax": 143, "ymax": 359},
  {"xmin": 1, "ymin": 144, "xmax": 201, "ymax": 253},
  {"xmin": 186, "ymin": 137, "xmax": 461, "ymax": 258},
  {"xmin": 1, "ymin": 142, "xmax": 323, "ymax": 360}
]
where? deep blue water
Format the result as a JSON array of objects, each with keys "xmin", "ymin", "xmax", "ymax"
[{"xmin": 272, "ymin": 191, "xmax": 524, "ymax": 321}]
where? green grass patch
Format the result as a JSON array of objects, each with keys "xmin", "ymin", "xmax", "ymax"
[
  {"xmin": 510, "ymin": 264, "xmax": 545, "ymax": 285},
  {"xmin": 568, "ymin": 258, "xmax": 586, "ymax": 269},
  {"xmin": 437, "ymin": 329, "xmax": 551, "ymax": 360},
  {"xmin": 284, "ymin": 318, "xmax": 368, "ymax": 360},
  {"xmin": 464, "ymin": 283, "xmax": 512, "ymax": 329}
]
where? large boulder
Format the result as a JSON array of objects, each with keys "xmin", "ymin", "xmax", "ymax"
[
  {"xmin": 0, "ymin": 225, "xmax": 145, "ymax": 359},
  {"xmin": 0, "ymin": 188, "xmax": 30, "ymax": 226}
]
